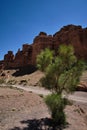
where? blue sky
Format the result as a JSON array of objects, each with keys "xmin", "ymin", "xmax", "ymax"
[{"xmin": 0, "ymin": 0, "xmax": 87, "ymax": 60}]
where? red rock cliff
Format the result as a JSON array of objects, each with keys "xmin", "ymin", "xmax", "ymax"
[{"xmin": 1, "ymin": 24, "xmax": 87, "ymax": 69}]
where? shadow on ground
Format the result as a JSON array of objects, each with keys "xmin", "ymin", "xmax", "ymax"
[
  {"xmin": 10, "ymin": 118, "xmax": 68, "ymax": 130},
  {"xmin": 12, "ymin": 66, "xmax": 37, "ymax": 77}
]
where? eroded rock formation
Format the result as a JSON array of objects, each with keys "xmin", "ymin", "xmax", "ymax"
[{"xmin": 0, "ymin": 24, "xmax": 87, "ymax": 69}]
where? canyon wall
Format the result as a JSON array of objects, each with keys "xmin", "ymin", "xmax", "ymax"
[{"xmin": 1, "ymin": 24, "xmax": 87, "ymax": 69}]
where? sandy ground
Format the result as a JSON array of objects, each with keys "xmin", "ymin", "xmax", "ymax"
[
  {"xmin": 0, "ymin": 70, "xmax": 87, "ymax": 130},
  {"xmin": 0, "ymin": 86, "xmax": 87, "ymax": 130},
  {"xmin": 0, "ymin": 87, "xmax": 50, "ymax": 130}
]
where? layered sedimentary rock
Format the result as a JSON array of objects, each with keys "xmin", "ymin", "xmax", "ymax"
[
  {"xmin": 53, "ymin": 25, "xmax": 87, "ymax": 59},
  {"xmin": 0, "ymin": 24, "xmax": 87, "ymax": 69},
  {"xmin": 32, "ymin": 32, "xmax": 53, "ymax": 64},
  {"xmin": 3, "ymin": 44, "xmax": 33, "ymax": 69}
]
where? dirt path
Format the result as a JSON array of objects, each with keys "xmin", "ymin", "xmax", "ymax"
[
  {"xmin": 1, "ymin": 84, "xmax": 51, "ymax": 95},
  {"xmin": 1, "ymin": 83, "xmax": 87, "ymax": 105},
  {"xmin": 13, "ymin": 85, "xmax": 51, "ymax": 96},
  {"xmin": 9, "ymin": 84, "xmax": 87, "ymax": 104}
]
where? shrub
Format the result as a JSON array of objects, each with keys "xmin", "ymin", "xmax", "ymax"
[
  {"xmin": 7, "ymin": 79, "xmax": 16, "ymax": 85},
  {"xmin": 0, "ymin": 78, "xmax": 5, "ymax": 84},
  {"xmin": 37, "ymin": 45, "xmax": 85, "ymax": 94},
  {"xmin": 45, "ymin": 94, "xmax": 66, "ymax": 125},
  {"xmin": 37, "ymin": 44, "xmax": 85, "ymax": 126},
  {"xmin": 37, "ymin": 48, "xmax": 53, "ymax": 71}
]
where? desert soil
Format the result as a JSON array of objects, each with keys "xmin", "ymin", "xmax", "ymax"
[
  {"xmin": 0, "ymin": 86, "xmax": 50, "ymax": 130},
  {"xmin": 0, "ymin": 70, "xmax": 87, "ymax": 130}
]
